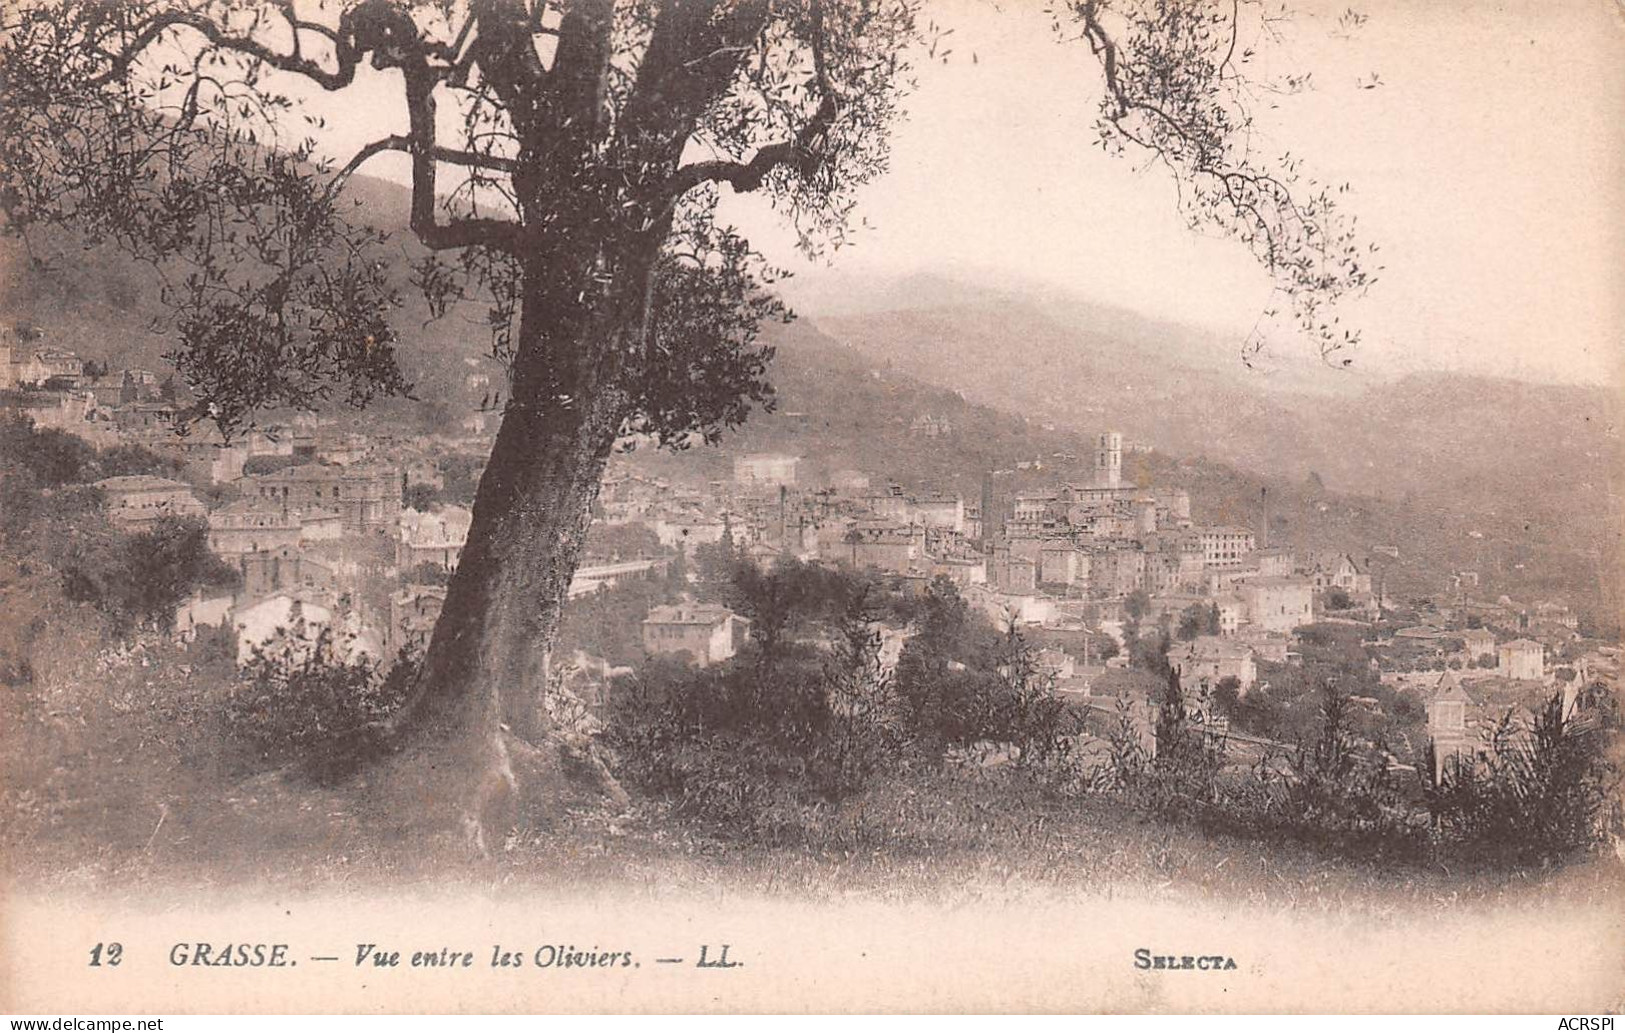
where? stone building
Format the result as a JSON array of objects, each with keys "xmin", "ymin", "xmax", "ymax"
[
  {"xmin": 94, "ymin": 475, "xmax": 205, "ymax": 528},
  {"xmin": 389, "ymin": 584, "xmax": 447, "ymax": 654},
  {"xmin": 397, "ymin": 505, "xmax": 473, "ymax": 573},
  {"xmin": 641, "ymin": 603, "xmax": 749, "ymax": 666},
  {"xmin": 208, "ymin": 500, "xmax": 341, "ymax": 557},
  {"xmin": 1172, "ymin": 636, "xmax": 1259, "ymax": 694},
  {"xmin": 241, "ymin": 461, "xmax": 401, "ymax": 534},
  {"xmin": 1497, "ymin": 638, "xmax": 1545, "ymax": 681},
  {"xmin": 1196, "ymin": 527, "xmax": 1257, "ymax": 570},
  {"xmin": 1426, "ymin": 669, "xmax": 1478, "ymax": 780},
  {"xmin": 1240, "ymin": 577, "xmax": 1314, "ymax": 635}
]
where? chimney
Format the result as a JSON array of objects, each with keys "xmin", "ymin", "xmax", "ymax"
[
  {"xmin": 981, "ymin": 471, "xmax": 996, "ymax": 551},
  {"xmin": 1260, "ymin": 486, "xmax": 1269, "ymax": 551}
]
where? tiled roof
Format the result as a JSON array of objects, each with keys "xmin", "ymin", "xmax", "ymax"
[
  {"xmin": 644, "ymin": 604, "xmax": 736, "ymax": 627},
  {"xmin": 93, "ymin": 475, "xmax": 190, "ymax": 492}
]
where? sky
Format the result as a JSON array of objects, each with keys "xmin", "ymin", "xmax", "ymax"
[
  {"xmin": 718, "ymin": 0, "xmax": 1625, "ymax": 387},
  {"xmin": 280, "ymin": 0, "xmax": 1625, "ymax": 387}
]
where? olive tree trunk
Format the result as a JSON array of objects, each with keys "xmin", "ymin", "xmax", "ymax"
[{"xmin": 374, "ymin": 251, "xmax": 651, "ymax": 850}]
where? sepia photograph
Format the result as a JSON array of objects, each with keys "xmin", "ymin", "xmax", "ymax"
[{"xmin": 0, "ymin": 0, "xmax": 1620, "ymax": 1016}]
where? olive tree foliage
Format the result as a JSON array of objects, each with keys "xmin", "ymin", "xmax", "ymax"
[
  {"xmin": 0, "ymin": 0, "xmax": 824, "ymax": 440},
  {"xmin": 0, "ymin": 0, "xmax": 1372, "ymax": 826},
  {"xmin": 0, "ymin": 6, "xmax": 406, "ymax": 433},
  {"xmin": 1058, "ymin": 0, "xmax": 1379, "ymax": 364},
  {"xmin": 0, "ymin": 0, "xmax": 1373, "ymax": 431}
]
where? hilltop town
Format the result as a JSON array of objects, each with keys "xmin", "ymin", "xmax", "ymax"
[{"xmin": 2, "ymin": 329, "xmax": 1616, "ymax": 789}]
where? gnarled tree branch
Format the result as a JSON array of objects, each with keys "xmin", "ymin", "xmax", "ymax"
[
  {"xmin": 401, "ymin": 62, "xmax": 523, "ymax": 253},
  {"xmin": 90, "ymin": 6, "xmax": 361, "ymax": 90},
  {"xmin": 328, "ymin": 133, "xmax": 522, "ymax": 203},
  {"xmin": 663, "ymin": 0, "xmax": 839, "ymax": 203}
]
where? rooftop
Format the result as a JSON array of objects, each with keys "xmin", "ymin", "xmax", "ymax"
[
  {"xmin": 1246, "ymin": 576, "xmax": 1311, "ymax": 589},
  {"xmin": 644, "ymin": 603, "xmax": 737, "ymax": 627},
  {"xmin": 93, "ymin": 475, "xmax": 191, "ymax": 492},
  {"xmin": 1177, "ymin": 636, "xmax": 1254, "ymax": 661},
  {"xmin": 1394, "ymin": 626, "xmax": 1446, "ymax": 640},
  {"xmin": 1431, "ymin": 670, "xmax": 1479, "ymax": 706}
]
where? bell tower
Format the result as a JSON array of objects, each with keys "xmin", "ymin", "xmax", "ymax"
[{"xmin": 1094, "ymin": 432, "xmax": 1122, "ymax": 489}]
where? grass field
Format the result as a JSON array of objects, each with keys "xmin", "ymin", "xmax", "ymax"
[{"xmin": 9, "ymin": 763, "xmax": 1622, "ymax": 921}]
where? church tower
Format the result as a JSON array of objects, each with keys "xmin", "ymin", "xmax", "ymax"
[{"xmin": 1094, "ymin": 432, "xmax": 1122, "ymax": 489}]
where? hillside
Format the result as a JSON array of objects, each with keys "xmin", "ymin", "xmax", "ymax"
[
  {"xmin": 810, "ymin": 285, "xmax": 1621, "ymax": 623},
  {"xmin": 2, "ymin": 178, "xmax": 1617, "ymax": 626},
  {"xmin": 813, "ymin": 287, "xmax": 1618, "ymax": 497},
  {"xmin": 0, "ymin": 171, "xmax": 493, "ymax": 426},
  {"xmin": 619, "ymin": 316, "xmax": 1096, "ymax": 495}
]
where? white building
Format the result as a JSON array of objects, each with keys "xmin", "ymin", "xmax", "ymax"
[
  {"xmin": 172, "ymin": 591, "xmax": 234, "ymax": 642},
  {"xmin": 654, "ymin": 516, "xmax": 730, "ymax": 552},
  {"xmin": 234, "ymin": 594, "xmax": 379, "ymax": 665},
  {"xmin": 1197, "ymin": 527, "xmax": 1257, "ymax": 570},
  {"xmin": 1497, "ymin": 639, "xmax": 1545, "ymax": 681},
  {"xmin": 1240, "ymin": 577, "xmax": 1314, "ymax": 635},
  {"xmin": 641, "ymin": 603, "xmax": 749, "ymax": 666},
  {"xmin": 733, "ymin": 453, "xmax": 800, "ymax": 488},
  {"xmin": 234, "ymin": 595, "xmax": 335, "ymax": 665},
  {"xmin": 397, "ymin": 505, "xmax": 473, "ymax": 572}
]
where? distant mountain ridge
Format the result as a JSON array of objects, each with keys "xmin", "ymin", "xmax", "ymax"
[{"xmin": 808, "ymin": 286, "xmax": 1618, "ymax": 502}]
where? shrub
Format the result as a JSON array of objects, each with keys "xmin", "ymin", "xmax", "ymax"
[
  {"xmin": 815, "ymin": 601, "xmax": 904, "ymax": 798},
  {"xmin": 604, "ymin": 564, "xmax": 1078, "ymax": 841},
  {"xmin": 556, "ymin": 574, "xmax": 678, "ymax": 669},
  {"xmin": 1087, "ymin": 695, "xmax": 1150, "ymax": 793},
  {"xmin": 404, "ymin": 561, "xmax": 452, "ymax": 586},
  {"xmin": 10, "ymin": 483, "xmax": 237, "ymax": 636},
  {"xmin": 220, "ymin": 624, "xmax": 416, "ymax": 779},
  {"xmin": 991, "ymin": 629, "xmax": 1079, "ymax": 768},
  {"xmin": 0, "ymin": 626, "xmax": 242, "ymax": 853},
  {"xmin": 1263, "ymin": 678, "xmax": 1409, "ymax": 840},
  {"xmin": 1145, "ymin": 665, "xmax": 1226, "ymax": 812},
  {"xmin": 603, "ymin": 653, "xmax": 860, "ymax": 841},
  {"xmin": 1211, "ymin": 675, "xmax": 1242, "ymax": 717},
  {"xmin": 0, "ymin": 416, "xmax": 180, "ymax": 485},
  {"xmin": 402, "ymin": 483, "xmax": 437, "ymax": 512},
  {"xmin": 1425, "ymin": 688, "xmax": 1623, "ymax": 866},
  {"xmin": 1088, "ymin": 670, "xmax": 1423, "ymax": 861}
]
